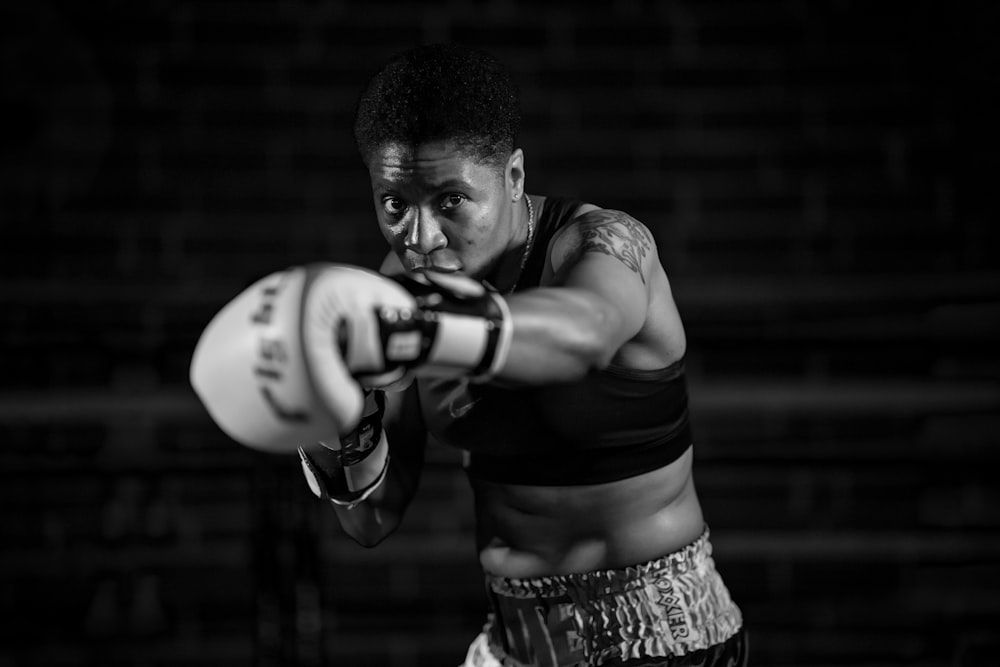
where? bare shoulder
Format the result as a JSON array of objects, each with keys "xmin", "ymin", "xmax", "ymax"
[
  {"xmin": 544, "ymin": 203, "xmax": 685, "ymax": 367},
  {"xmin": 549, "ymin": 205, "xmax": 658, "ymax": 284}
]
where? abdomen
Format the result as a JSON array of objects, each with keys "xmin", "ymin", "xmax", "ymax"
[{"xmin": 472, "ymin": 447, "xmax": 704, "ymax": 578}]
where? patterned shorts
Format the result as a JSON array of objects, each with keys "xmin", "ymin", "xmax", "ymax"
[{"xmin": 462, "ymin": 527, "xmax": 745, "ymax": 667}]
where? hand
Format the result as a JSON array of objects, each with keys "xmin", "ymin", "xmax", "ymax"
[
  {"xmin": 190, "ymin": 263, "xmax": 511, "ymax": 452},
  {"xmin": 190, "ymin": 265, "xmax": 412, "ymax": 452}
]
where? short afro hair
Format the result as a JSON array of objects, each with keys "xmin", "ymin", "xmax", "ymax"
[{"xmin": 353, "ymin": 44, "xmax": 521, "ymax": 170}]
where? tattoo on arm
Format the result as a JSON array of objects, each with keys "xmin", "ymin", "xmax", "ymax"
[{"xmin": 572, "ymin": 210, "xmax": 652, "ymax": 284}]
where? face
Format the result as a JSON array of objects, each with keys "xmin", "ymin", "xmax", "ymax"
[{"xmin": 366, "ymin": 140, "xmax": 524, "ymax": 280}]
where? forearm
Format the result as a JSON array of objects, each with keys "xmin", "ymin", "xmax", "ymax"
[
  {"xmin": 324, "ymin": 264, "xmax": 635, "ymax": 387},
  {"xmin": 328, "ymin": 459, "xmax": 414, "ymax": 546},
  {"xmin": 386, "ymin": 275, "xmax": 629, "ymax": 385},
  {"xmin": 320, "ymin": 384, "xmax": 426, "ymax": 547}
]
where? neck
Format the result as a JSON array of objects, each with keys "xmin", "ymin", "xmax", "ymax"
[{"xmin": 488, "ymin": 195, "xmax": 533, "ymax": 293}]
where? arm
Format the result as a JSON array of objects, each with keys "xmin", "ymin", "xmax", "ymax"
[
  {"xmin": 321, "ymin": 381, "xmax": 428, "ymax": 547},
  {"xmin": 499, "ymin": 208, "xmax": 659, "ymax": 383},
  {"xmin": 329, "ymin": 210, "xmax": 663, "ymax": 542},
  {"xmin": 190, "ymin": 210, "xmax": 663, "ymax": 538},
  {"xmin": 309, "ymin": 252, "xmax": 431, "ymax": 547}
]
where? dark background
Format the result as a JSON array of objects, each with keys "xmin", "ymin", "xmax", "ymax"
[{"xmin": 2, "ymin": 1, "xmax": 999, "ymax": 665}]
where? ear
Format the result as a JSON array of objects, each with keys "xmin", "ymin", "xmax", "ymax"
[{"xmin": 505, "ymin": 148, "xmax": 525, "ymax": 200}]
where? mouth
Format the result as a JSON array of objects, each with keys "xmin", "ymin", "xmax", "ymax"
[{"xmin": 405, "ymin": 255, "xmax": 461, "ymax": 274}]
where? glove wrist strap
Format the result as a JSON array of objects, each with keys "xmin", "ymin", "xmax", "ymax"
[
  {"xmin": 380, "ymin": 274, "xmax": 511, "ymax": 382},
  {"xmin": 298, "ymin": 426, "xmax": 390, "ymax": 509}
]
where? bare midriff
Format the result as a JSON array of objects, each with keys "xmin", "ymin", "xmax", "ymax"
[{"xmin": 471, "ymin": 445, "xmax": 704, "ymax": 579}]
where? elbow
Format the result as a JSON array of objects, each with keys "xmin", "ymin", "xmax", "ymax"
[
  {"xmin": 350, "ymin": 531, "xmax": 388, "ymax": 549},
  {"xmin": 338, "ymin": 505, "xmax": 402, "ymax": 547},
  {"xmin": 508, "ymin": 292, "xmax": 636, "ymax": 383},
  {"xmin": 343, "ymin": 522, "xmax": 392, "ymax": 548},
  {"xmin": 572, "ymin": 331, "xmax": 613, "ymax": 372},
  {"xmin": 561, "ymin": 309, "xmax": 622, "ymax": 376},
  {"xmin": 578, "ymin": 293, "xmax": 646, "ymax": 371}
]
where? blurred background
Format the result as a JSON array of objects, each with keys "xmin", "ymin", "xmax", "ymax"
[{"xmin": 2, "ymin": 1, "xmax": 998, "ymax": 665}]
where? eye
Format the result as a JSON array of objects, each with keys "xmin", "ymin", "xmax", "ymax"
[
  {"xmin": 381, "ymin": 197, "xmax": 406, "ymax": 216},
  {"xmin": 440, "ymin": 194, "xmax": 466, "ymax": 210}
]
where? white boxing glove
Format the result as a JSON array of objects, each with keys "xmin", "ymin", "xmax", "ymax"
[{"xmin": 190, "ymin": 263, "xmax": 511, "ymax": 453}]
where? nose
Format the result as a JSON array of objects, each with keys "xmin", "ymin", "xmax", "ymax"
[{"xmin": 403, "ymin": 208, "xmax": 447, "ymax": 254}]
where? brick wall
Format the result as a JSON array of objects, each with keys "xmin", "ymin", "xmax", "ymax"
[{"xmin": 2, "ymin": 1, "xmax": 997, "ymax": 665}]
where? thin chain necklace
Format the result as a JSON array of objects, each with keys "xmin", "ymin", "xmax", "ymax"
[{"xmin": 508, "ymin": 194, "xmax": 534, "ymax": 294}]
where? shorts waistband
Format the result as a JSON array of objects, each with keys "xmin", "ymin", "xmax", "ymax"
[
  {"xmin": 486, "ymin": 527, "xmax": 713, "ymax": 600},
  {"xmin": 483, "ymin": 527, "xmax": 742, "ymax": 666}
]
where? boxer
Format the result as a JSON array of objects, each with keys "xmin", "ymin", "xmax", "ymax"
[{"xmin": 191, "ymin": 44, "xmax": 746, "ymax": 666}]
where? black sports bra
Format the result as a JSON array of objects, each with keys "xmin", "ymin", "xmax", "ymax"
[{"xmin": 420, "ymin": 197, "xmax": 693, "ymax": 485}]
